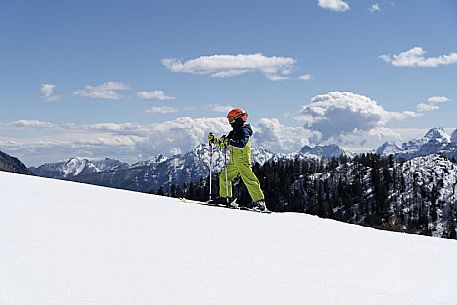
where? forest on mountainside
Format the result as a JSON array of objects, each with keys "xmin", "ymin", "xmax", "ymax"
[{"xmin": 155, "ymin": 153, "xmax": 457, "ymax": 239}]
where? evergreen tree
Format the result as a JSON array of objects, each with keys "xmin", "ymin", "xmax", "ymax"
[
  {"xmin": 163, "ymin": 152, "xmax": 456, "ymax": 240},
  {"xmin": 157, "ymin": 186, "xmax": 165, "ymax": 196}
]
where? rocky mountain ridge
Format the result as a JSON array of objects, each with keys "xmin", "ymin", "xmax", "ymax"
[
  {"xmin": 0, "ymin": 150, "xmax": 32, "ymax": 175},
  {"xmin": 30, "ymin": 157, "xmax": 129, "ymax": 179},
  {"xmin": 29, "ymin": 127, "xmax": 457, "ymax": 196},
  {"xmin": 377, "ymin": 127, "xmax": 457, "ymax": 160},
  {"xmin": 30, "ymin": 144, "xmax": 346, "ymax": 193}
]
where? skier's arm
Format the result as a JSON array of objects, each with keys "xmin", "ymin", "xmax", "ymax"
[{"xmin": 229, "ymin": 128, "xmax": 250, "ymax": 148}]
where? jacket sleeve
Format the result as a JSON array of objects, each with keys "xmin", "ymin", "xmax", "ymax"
[{"xmin": 229, "ymin": 128, "xmax": 250, "ymax": 148}]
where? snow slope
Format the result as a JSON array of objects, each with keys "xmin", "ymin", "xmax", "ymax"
[{"xmin": 1, "ymin": 172, "xmax": 456, "ymax": 305}]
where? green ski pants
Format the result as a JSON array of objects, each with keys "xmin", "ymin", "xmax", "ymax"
[{"xmin": 219, "ymin": 161, "xmax": 264, "ymax": 203}]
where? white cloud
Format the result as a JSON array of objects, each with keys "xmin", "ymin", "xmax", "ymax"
[
  {"xmin": 136, "ymin": 91, "xmax": 175, "ymax": 101},
  {"xmin": 10, "ymin": 119, "xmax": 54, "ymax": 128},
  {"xmin": 415, "ymin": 96, "xmax": 450, "ymax": 113},
  {"xmin": 2, "ymin": 116, "xmax": 317, "ymax": 166},
  {"xmin": 208, "ymin": 104, "xmax": 234, "ymax": 113},
  {"xmin": 334, "ymin": 127, "xmax": 457, "ymax": 153},
  {"xmin": 380, "ymin": 47, "xmax": 457, "ymax": 67},
  {"xmin": 428, "ymin": 96, "xmax": 450, "ymax": 103},
  {"xmin": 370, "ymin": 3, "xmax": 381, "ymax": 13},
  {"xmin": 135, "ymin": 117, "xmax": 229, "ymax": 159},
  {"xmin": 254, "ymin": 118, "xmax": 321, "ymax": 152},
  {"xmin": 318, "ymin": 0, "xmax": 350, "ymax": 12},
  {"xmin": 4, "ymin": 114, "xmax": 452, "ymax": 167},
  {"xmin": 326, "ymin": 127, "xmax": 402, "ymax": 151},
  {"xmin": 378, "ymin": 54, "xmax": 391, "ymax": 62},
  {"xmin": 0, "ymin": 121, "xmax": 147, "ymax": 166},
  {"xmin": 145, "ymin": 106, "xmax": 179, "ymax": 114},
  {"xmin": 417, "ymin": 103, "xmax": 440, "ymax": 112},
  {"xmin": 266, "ymin": 74, "xmax": 290, "ymax": 81},
  {"xmin": 298, "ymin": 74, "xmax": 313, "ymax": 81},
  {"xmin": 0, "ymin": 117, "xmax": 226, "ymax": 164},
  {"xmin": 40, "ymin": 84, "xmax": 60, "ymax": 101},
  {"xmin": 295, "ymin": 91, "xmax": 421, "ymax": 140},
  {"xmin": 162, "ymin": 53, "xmax": 296, "ymax": 81},
  {"xmin": 73, "ymin": 82, "xmax": 129, "ymax": 100},
  {"xmin": 0, "ymin": 118, "xmax": 218, "ymax": 165},
  {"xmin": 383, "ymin": 110, "xmax": 421, "ymax": 122}
]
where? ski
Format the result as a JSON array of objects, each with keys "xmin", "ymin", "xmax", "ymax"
[
  {"xmin": 240, "ymin": 205, "xmax": 272, "ymax": 214},
  {"xmin": 179, "ymin": 197, "xmax": 238, "ymax": 209},
  {"xmin": 179, "ymin": 198, "xmax": 271, "ymax": 214}
]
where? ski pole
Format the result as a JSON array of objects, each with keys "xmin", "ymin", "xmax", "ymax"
[
  {"xmin": 224, "ymin": 144, "xmax": 229, "ymax": 206},
  {"xmin": 208, "ymin": 141, "xmax": 213, "ymax": 201}
]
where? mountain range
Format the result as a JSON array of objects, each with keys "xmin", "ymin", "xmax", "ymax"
[
  {"xmin": 376, "ymin": 127, "xmax": 457, "ymax": 160},
  {"xmin": 2, "ymin": 127, "xmax": 456, "ymax": 195},
  {"xmin": 28, "ymin": 144, "xmax": 342, "ymax": 193}
]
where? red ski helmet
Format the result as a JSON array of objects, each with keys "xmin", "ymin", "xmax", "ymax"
[{"xmin": 227, "ymin": 108, "xmax": 248, "ymax": 124}]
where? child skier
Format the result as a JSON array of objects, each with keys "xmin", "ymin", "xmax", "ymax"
[{"xmin": 207, "ymin": 108, "xmax": 266, "ymax": 211}]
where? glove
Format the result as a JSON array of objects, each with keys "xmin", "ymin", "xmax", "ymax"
[
  {"xmin": 218, "ymin": 135, "xmax": 229, "ymax": 148},
  {"xmin": 208, "ymin": 132, "xmax": 218, "ymax": 145}
]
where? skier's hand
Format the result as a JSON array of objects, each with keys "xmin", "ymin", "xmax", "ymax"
[
  {"xmin": 208, "ymin": 132, "xmax": 218, "ymax": 144},
  {"xmin": 219, "ymin": 135, "xmax": 229, "ymax": 148}
]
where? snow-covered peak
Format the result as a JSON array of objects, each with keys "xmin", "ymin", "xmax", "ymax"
[
  {"xmin": 376, "ymin": 127, "xmax": 455, "ymax": 160},
  {"xmin": 251, "ymin": 147, "xmax": 275, "ymax": 165},
  {"xmin": 402, "ymin": 128, "xmax": 449, "ymax": 151},
  {"xmin": 376, "ymin": 141, "xmax": 403, "ymax": 156},
  {"xmin": 63, "ymin": 157, "xmax": 127, "ymax": 176},
  {"xmin": 92, "ymin": 158, "xmax": 129, "ymax": 172},
  {"xmin": 424, "ymin": 127, "xmax": 450, "ymax": 143},
  {"xmin": 155, "ymin": 154, "xmax": 168, "ymax": 163},
  {"xmin": 299, "ymin": 144, "xmax": 345, "ymax": 159},
  {"xmin": 31, "ymin": 157, "xmax": 128, "ymax": 178},
  {"xmin": 64, "ymin": 157, "xmax": 91, "ymax": 176},
  {"xmin": 451, "ymin": 129, "xmax": 457, "ymax": 143}
]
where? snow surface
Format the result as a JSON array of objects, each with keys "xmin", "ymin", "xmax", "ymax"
[{"xmin": 1, "ymin": 172, "xmax": 456, "ymax": 305}]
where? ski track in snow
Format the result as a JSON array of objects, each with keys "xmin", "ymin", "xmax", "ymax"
[{"xmin": 1, "ymin": 172, "xmax": 456, "ymax": 305}]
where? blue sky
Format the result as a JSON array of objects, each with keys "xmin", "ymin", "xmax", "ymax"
[{"xmin": 1, "ymin": 0, "xmax": 456, "ymax": 165}]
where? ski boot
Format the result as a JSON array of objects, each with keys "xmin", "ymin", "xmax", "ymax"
[
  {"xmin": 253, "ymin": 199, "xmax": 267, "ymax": 212},
  {"xmin": 208, "ymin": 197, "xmax": 238, "ymax": 208}
]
